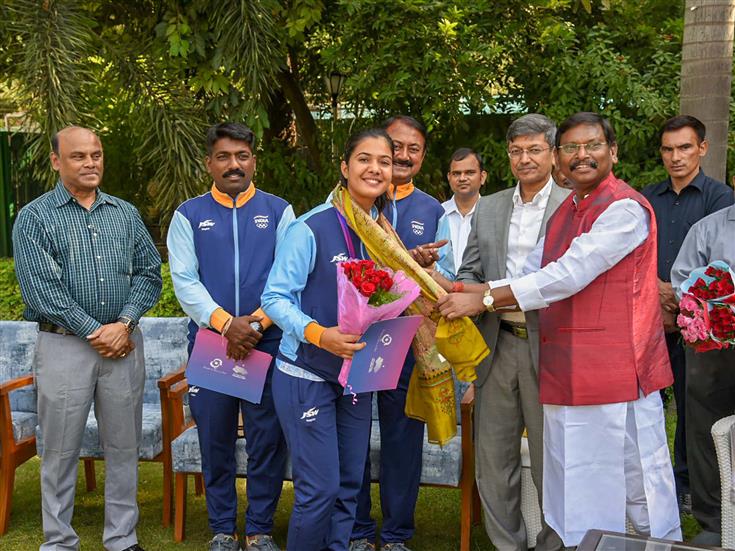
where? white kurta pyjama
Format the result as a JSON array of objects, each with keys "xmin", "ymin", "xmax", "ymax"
[{"xmin": 492, "ymin": 197, "xmax": 682, "ymax": 546}]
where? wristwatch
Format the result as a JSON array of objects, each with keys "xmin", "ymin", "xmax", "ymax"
[
  {"xmin": 482, "ymin": 289, "xmax": 496, "ymax": 313},
  {"xmin": 117, "ymin": 316, "xmax": 137, "ymax": 334},
  {"xmin": 250, "ymin": 321, "xmax": 264, "ymax": 333}
]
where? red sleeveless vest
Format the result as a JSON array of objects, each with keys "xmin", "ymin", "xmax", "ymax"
[{"xmin": 538, "ymin": 173, "xmax": 672, "ymax": 406}]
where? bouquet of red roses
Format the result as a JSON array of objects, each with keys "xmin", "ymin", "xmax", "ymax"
[
  {"xmin": 677, "ymin": 261, "xmax": 735, "ymax": 352},
  {"xmin": 336, "ymin": 259, "xmax": 420, "ymax": 386}
]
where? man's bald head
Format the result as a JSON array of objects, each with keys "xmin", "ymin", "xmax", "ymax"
[
  {"xmin": 51, "ymin": 126, "xmax": 100, "ymax": 156},
  {"xmin": 50, "ymin": 126, "xmax": 104, "ymax": 196}
]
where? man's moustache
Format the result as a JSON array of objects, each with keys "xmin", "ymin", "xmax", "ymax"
[
  {"xmin": 570, "ymin": 160, "xmax": 599, "ymax": 170},
  {"xmin": 393, "ymin": 160, "xmax": 413, "ymax": 168},
  {"xmin": 223, "ymin": 169, "xmax": 246, "ymax": 178}
]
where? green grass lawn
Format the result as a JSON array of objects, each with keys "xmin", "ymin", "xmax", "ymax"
[
  {"xmin": 1, "ymin": 457, "xmax": 494, "ymax": 550},
  {"xmin": 0, "ymin": 402, "xmax": 700, "ymax": 550}
]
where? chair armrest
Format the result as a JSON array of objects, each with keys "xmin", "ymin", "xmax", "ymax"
[
  {"xmin": 168, "ymin": 379, "xmax": 190, "ymax": 400},
  {"xmin": 158, "ymin": 365, "xmax": 187, "ymax": 391},
  {"xmin": 460, "ymin": 383, "xmax": 475, "ymax": 406},
  {"xmin": 0, "ymin": 375, "xmax": 34, "ymax": 449},
  {"xmin": 0, "ymin": 374, "xmax": 34, "ymax": 396},
  {"xmin": 160, "ymin": 365, "xmax": 193, "ymax": 445}
]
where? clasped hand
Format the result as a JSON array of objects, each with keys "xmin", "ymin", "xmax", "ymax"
[
  {"xmin": 436, "ymin": 292, "xmax": 485, "ymax": 319},
  {"xmin": 224, "ymin": 315, "xmax": 263, "ymax": 361},
  {"xmin": 87, "ymin": 322, "xmax": 134, "ymax": 359}
]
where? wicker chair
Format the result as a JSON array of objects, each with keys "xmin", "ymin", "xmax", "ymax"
[{"xmin": 712, "ymin": 414, "xmax": 735, "ymax": 549}]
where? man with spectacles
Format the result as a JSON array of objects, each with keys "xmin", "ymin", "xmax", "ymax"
[
  {"xmin": 432, "ymin": 114, "xmax": 567, "ymax": 551},
  {"xmin": 438, "ymin": 112, "xmax": 681, "ymax": 546},
  {"xmin": 641, "ymin": 115, "xmax": 734, "ymax": 522},
  {"xmin": 441, "ymin": 148, "xmax": 487, "ymax": 272}
]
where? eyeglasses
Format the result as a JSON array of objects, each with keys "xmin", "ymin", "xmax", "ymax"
[
  {"xmin": 507, "ymin": 146, "xmax": 551, "ymax": 159},
  {"xmin": 557, "ymin": 142, "xmax": 608, "ymax": 156}
]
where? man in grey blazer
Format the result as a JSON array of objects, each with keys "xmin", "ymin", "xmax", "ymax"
[{"xmin": 450, "ymin": 114, "xmax": 568, "ymax": 551}]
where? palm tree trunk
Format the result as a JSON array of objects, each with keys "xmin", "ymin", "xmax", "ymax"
[{"xmin": 679, "ymin": 0, "xmax": 735, "ymax": 183}]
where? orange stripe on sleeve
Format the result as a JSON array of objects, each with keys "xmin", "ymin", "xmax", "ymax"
[
  {"xmin": 304, "ymin": 322, "xmax": 326, "ymax": 348},
  {"xmin": 210, "ymin": 307, "xmax": 233, "ymax": 333},
  {"xmin": 252, "ymin": 307, "xmax": 273, "ymax": 330}
]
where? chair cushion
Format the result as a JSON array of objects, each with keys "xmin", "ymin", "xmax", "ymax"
[
  {"xmin": 368, "ymin": 424, "xmax": 464, "ymax": 487},
  {"xmin": 11, "ymin": 411, "xmax": 38, "ymax": 443},
  {"xmin": 171, "ymin": 427, "xmax": 201, "ymax": 473},
  {"xmin": 171, "ymin": 427, "xmax": 295, "ymax": 477},
  {"xmin": 0, "ymin": 318, "xmax": 190, "ymax": 412},
  {"xmin": 0, "ymin": 321, "xmax": 39, "ymax": 413},
  {"xmin": 36, "ymin": 403, "xmax": 163, "ymax": 460},
  {"xmin": 418, "ymin": 426, "xmax": 462, "ymax": 487},
  {"xmin": 172, "ymin": 423, "xmax": 463, "ymax": 487},
  {"xmin": 139, "ymin": 317, "xmax": 190, "ymax": 405}
]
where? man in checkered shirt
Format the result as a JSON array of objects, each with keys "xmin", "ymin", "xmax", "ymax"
[{"xmin": 13, "ymin": 126, "xmax": 161, "ymax": 551}]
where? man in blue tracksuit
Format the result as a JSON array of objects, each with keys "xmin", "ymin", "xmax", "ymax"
[
  {"xmin": 350, "ymin": 116, "xmax": 447, "ymax": 551},
  {"xmin": 168, "ymin": 122, "xmax": 294, "ymax": 551}
]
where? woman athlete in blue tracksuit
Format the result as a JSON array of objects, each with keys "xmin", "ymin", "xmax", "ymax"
[{"xmin": 261, "ymin": 128, "xmax": 394, "ymax": 551}]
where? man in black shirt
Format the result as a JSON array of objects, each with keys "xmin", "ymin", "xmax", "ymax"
[{"xmin": 642, "ymin": 115, "xmax": 734, "ymax": 515}]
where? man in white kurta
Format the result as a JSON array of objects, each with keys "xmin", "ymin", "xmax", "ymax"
[{"xmin": 438, "ymin": 112, "xmax": 681, "ymax": 546}]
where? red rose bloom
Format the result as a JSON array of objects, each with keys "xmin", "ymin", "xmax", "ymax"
[
  {"xmin": 360, "ymin": 281, "xmax": 377, "ymax": 296},
  {"xmin": 340, "ymin": 259, "xmax": 402, "ymax": 306}
]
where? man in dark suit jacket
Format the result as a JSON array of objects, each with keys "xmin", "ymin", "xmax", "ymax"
[{"xmin": 448, "ymin": 114, "xmax": 568, "ymax": 551}]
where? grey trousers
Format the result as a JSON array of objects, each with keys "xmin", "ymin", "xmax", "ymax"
[
  {"xmin": 474, "ymin": 330, "xmax": 563, "ymax": 551},
  {"xmin": 35, "ymin": 329, "xmax": 145, "ymax": 551}
]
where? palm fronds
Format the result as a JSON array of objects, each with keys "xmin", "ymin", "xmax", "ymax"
[{"xmin": 5, "ymin": 0, "xmax": 97, "ymax": 187}]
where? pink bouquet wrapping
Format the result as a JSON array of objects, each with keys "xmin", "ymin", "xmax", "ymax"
[
  {"xmin": 677, "ymin": 260, "xmax": 735, "ymax": 352},
  {"xmin": 336, "ymin": 260, "xmax": 421, "ymax": 386}
]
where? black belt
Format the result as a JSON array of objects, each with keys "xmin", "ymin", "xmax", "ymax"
[
  {"xmin": 499, "ymin": 320, "xmax": 528, "ymax": 339},
  {"xmin": 38, "ymin": 322, "xmax": 75, "ymax": 336}
]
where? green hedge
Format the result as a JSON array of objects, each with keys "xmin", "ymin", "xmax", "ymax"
[{"xmin": 0, "ymin": 258, "xmax": 185, "ymax": 320}]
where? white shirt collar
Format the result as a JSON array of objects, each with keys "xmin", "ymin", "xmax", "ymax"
[
  {"xmin": 512, "ymin": 176, "xmax": 554, "ymax": 207},
  {"xmin": 443, "ymin": 194, "xmax": 478, "ymax": 217}
]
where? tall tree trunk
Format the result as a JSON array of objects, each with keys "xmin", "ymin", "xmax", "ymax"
[
  {"xmin": 276, "ymin": 68, "xmax": 323, "ymax": 175},
  {"xmin": 680, "ymin": 0, "xmax": 735, "ymax": 183},
  {"xmin": 263, "ymin": 86, "xmax": 294, "ymax": 147}
]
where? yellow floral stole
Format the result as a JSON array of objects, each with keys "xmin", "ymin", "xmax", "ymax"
[{"xmin": 331, "ymin": 185, "xmax": 489, "ymax": 445}]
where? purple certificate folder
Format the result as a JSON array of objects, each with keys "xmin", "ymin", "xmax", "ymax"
[
  {"xmin": 344, "ymin": 315, "xmax": 423, "ymax": 395},
  {"xmin": 186, "ymin": 328, "xmax": 272, "ymax": 404}
]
